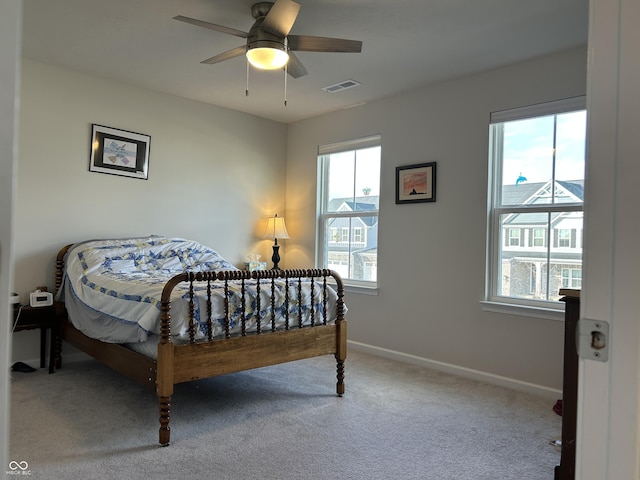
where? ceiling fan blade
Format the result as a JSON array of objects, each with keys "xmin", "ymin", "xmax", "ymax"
[
  {"xmin": 285, "ymin": 52, "xmax": 308, "ymax": 78},
  {"xmin": 173, "ymin": 15, "xmax": 248, "ymax": 39},
  {"xmin": 288, "ymin": 35, "xmax": 362, "ymax": 53},
  {"xmin": 200, "ymin": 46, "xmax": 247, "ymax": 65},
  {"xmin": 262, "ymin": 0, "xmax": 300, "ymax": 36}
]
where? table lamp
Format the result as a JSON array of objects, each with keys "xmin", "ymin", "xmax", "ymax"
[{"xmin": 262, "ymin": 213, "xmax": 290, "ymax": 270}]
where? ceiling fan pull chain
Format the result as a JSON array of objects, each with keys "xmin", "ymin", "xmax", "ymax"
[
  {"xmin": 284, "ymin": 63, "xmax": 288, "ymax": 106},
  {"xmin": 246, "ymin": 59, "xmax": 250, "ymax": 97}
]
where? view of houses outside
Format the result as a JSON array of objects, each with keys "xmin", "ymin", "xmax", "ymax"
[
  {"xmin": 325, "ymin": 193, "xmax": 379, "ymax": 281},
  {"xmin": 499, "ymin": 180, "xmax": 583, "ymax": 301}
]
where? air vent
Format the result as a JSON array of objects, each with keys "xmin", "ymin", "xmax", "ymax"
[{"xmin": 322, "ymin": 79, "xmax": 361, "ymax": 93}]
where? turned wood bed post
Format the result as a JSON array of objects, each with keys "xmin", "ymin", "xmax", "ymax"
[
  {"xmin": 331, "ymin": 270, "xmax": 347, "ymax": 397},
  {"xmin": 158, "ymin": 275, "xmax": 185, "ymax": 446}
]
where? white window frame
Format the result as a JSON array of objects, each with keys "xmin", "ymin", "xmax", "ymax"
[
  {"xmin": 317, "ymin": 135, "xmax": 381, "ymax": 291},
  {"xmin": 483, "ymin": 97, "xmax": 586, "ymax": 318}
]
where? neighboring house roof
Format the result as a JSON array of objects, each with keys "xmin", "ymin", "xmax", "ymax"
[
  {"xmin": 556, "ymin": 180, "xmax": 584, "ymax": 200},
  {"xmin": 328, "ymin": 196, "xmax": 379, "ymax": 228},
  {"xmin": 502, "ymin": 180, "xmax": 583, "ymax": 227},
  {"xmin": 328, "ymin": 195, "xmax": 380, "ymax": 210},
  {"xmin": 502, "ymin": 180, "xmax": 584, "ymax": 205}
]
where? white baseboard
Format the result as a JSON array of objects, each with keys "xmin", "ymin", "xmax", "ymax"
[{"xmin": 347, "ymin": 340, "xmax": 562, "ymax": 401}]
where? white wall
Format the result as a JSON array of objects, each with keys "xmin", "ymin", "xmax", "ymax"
[
  {"xmin": 12, "ymin": 60, "xmax": 287, "ymax": 363},
  {"xmin": 286, "ymin": 46, "xmax": 587, "ymax": 391}
]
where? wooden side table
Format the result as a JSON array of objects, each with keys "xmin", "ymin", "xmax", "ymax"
[{"xmin": 12, "ymin": 304, "xmax": 59, "ymax": 374}]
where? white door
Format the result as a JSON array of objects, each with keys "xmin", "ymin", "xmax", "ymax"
[{"xmin": 578, "ymin": 0, "xmax": 640, "ymax": 477}]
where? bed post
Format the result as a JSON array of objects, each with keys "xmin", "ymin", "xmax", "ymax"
[
  {"xmin": 157, "ymin": 344, "xmax": 173, "ymax": 446},
  {"xmin": 158, "ymin": 277, "xmax": 181, "ymax": 446},
  {"xmin": 332, "ymin": 270, "xmax": 347, "ymax": 397}
]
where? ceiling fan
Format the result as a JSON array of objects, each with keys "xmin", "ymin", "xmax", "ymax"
[{"xmin": 173, "ymin": 0, "xmax": 363, "ymax": 78}]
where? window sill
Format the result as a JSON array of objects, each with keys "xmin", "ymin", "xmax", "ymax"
[
  {"xmin": 343, "ymin": 284, "xmax": 379, "ymax": 296},
  {"xmin": 480, "ymin": 300, "xmax": 564, "ymax": 321},
  {"xmin": 324, "ymin": 278, "xmax": 378, "ymax": 296}
]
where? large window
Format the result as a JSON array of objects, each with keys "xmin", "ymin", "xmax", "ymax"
[
  {"xmin": 317, "ymin": 135, "xmax": 381, "ymax": 286},
  {"xmin": 486, "ymin": 97, "xmax": 586, "ymax": 309}
]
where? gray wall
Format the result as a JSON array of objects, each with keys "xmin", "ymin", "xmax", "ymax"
[{"xmin": 286, "ymin": 46, "xmax": 587, "ymax": 392}]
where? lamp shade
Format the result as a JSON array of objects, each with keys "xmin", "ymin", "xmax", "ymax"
[{"xmin": 262, "ymin": 214, "xmax": 290, "ymax": 240}]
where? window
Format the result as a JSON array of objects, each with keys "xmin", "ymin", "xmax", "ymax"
[
  {"xmin": 508, "ymin": 228, "xmax": 522, "ymax": 247},
  {"xmin": 486, "ymin": 97, "xmax": 586, "ymax": 309},
  {"xmin": 317, "ymin": 135, "xmax": 381, "ymax": 286},
  {"xmin": 353, "ymin": 227, "xmax": 363, "ymax": 243},
  {"xmin": 562, "ymin": 268, "xmax": 582, "ymax": 288},
  {"xmin": 532, "ymin": 228, "xmax": 545, "ymax": 247}
]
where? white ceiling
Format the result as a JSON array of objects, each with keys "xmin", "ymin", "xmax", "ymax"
[{"xmin": 21, "ymin": 0, "xmax": 588, "ymax": 124}]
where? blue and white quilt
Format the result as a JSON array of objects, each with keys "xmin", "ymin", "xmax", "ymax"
[{"xmin": 60, "ymin": 236, "xmax": 341, "ymax": 344}]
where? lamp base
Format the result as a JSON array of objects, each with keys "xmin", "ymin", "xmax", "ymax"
[{"xmin": 271, "ymin": 244, "xmax": 281, "ymax": 270}]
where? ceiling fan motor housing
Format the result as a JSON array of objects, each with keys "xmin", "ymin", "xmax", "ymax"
[{"xmin": 247, "ymin": 19, "xmax": 287, "ymax": 53}]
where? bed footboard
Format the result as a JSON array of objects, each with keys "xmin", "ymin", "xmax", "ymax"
[{"xmin": 157, "ymin": 268, "xmax": 346, "ymax": 446}]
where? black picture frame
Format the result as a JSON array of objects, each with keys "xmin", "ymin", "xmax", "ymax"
[
  {"xmin": 395, "ymin": 162, "xmax": 436, "ymax": 204},
  {"xmin": 89, "ymin": 124, "xmax": 150, "ymax": 180}
]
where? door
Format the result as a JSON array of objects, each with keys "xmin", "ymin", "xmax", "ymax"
[{"xmin": 578, "ymin": 0, "xmax": 640, "ymax": 477}]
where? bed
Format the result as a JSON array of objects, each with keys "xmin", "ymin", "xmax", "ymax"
[{"xmin": 53, "ymin": 236, "xmax": 346, "ymax": 446}]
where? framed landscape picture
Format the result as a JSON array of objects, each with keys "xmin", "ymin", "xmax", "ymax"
[
  {"xmin": 89, "ymin": 124, "xmax": 150, "ymax": 180},
  {"xmin": 395, "ymin": 162, "xmax": 436, "ymax": 204}
]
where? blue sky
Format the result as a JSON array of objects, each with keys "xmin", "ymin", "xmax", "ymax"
[{"xmin": 502, "ymin": 110, "xmax": 586, "ymax": 185}]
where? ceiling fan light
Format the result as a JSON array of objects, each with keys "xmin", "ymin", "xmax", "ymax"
[{"xmin": 246, "ymin": 46, "xmax": 289, "ymax": 70}]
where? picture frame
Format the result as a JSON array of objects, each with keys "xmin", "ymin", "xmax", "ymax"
[
  {"xmin": 395, "ymin": 162, "xmax": 436, "ymax": 204},
  {"xmin": 89, "ymin": 124, "xmax": 150, "ymax": 180}
]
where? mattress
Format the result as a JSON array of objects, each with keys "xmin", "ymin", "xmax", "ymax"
[{"xmin": 59, "ymin": 236, "xmax": 342, "ymax": 346}]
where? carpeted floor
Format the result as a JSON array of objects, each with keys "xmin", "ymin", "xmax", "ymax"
[{"xmin": 8, "ymin": 350, "xmax": 560, "ymax": 479}]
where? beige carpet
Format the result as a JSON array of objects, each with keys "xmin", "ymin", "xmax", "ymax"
[{"xmin": 9, "ymin": 350, "xmax": 560, "ymax": 479}]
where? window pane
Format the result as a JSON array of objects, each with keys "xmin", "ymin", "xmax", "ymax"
[
  {"xmin": 499, "ymin": 111, "xmax": 586, "ymax": 207},
  {"xmin": 323, "ymin": 146, "xmax": 381, "ymax": 213},
  {"xmin": 496, "ymin": 210, "xmax": 583, "ymax": 302},
  {"xmin": 555, "ymin": 111, "xmax": 586, "ymax": 185},
  {"xmin": 498, "ymin": 212, "xmax": 549, "ymax": 300},
  {"xmin": 325, "ymin": 151, "xmax": 355, "ymax": 213},
  {"xmin": 501, "ymin": 116, "xmax": 554, "ymax": 204}
]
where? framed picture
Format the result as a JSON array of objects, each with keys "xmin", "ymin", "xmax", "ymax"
[
  {"xmin": 89, "ymin": 124, "xmax": 150, "ymax": 180},
  {"xmin": 396, "ymin": 162, "xmax": 436, "ymax": 204}
]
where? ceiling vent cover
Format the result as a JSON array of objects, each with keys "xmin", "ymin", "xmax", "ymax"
[{"xmin": 322, "ymin": 79, "xmax": 361, "ymax": 93}]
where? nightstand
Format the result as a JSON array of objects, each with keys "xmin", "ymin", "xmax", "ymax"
[{"xmin": 12, "ymin": 304, "xmax": 59, "ymax": 374}]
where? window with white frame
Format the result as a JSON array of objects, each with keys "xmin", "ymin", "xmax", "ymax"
[
  {"xmin": 317, "ymin": 135, "xmax": 381, "ymax": 285},
  {"xmin": 532, "ymin": 228, "xmax": 545, "ymax": 247},
  {"xmin": 486, "ymin": 97, "xmax": 586, "ymax": 309}
]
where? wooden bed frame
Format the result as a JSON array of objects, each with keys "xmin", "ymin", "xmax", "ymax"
[{"xmin": 54, "ymin": 244, "xmax": 347, "ymax": 446}]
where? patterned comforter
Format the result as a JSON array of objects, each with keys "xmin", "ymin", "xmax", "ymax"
[{"xmin": 60, "ymin": 236, "xmax": 341, "ymax": 344}]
